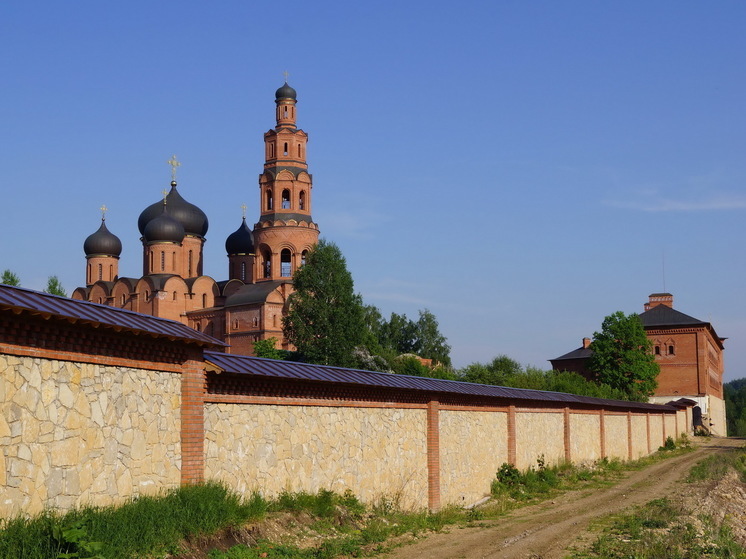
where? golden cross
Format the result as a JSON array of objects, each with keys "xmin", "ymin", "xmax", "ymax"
[
  {"xmin": 167, "ymin": 154, "xmax": 181, "ymax": 181},
  {"xmin": 241, "ymin": 203, "xmax": 247, "ymax": 219},
  {"xmin": 100, "ymin": 204, "xmax": 107, "ymax": 220},
  {"xmin": 162, "ymin": 189, "xmax": 168, "ymax": 203},
  {"xmin": 283, "ymin": 70, "xmax": 289, "ymax": 83}
]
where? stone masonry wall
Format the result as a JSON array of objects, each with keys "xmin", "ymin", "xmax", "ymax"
[
  {"xmin": 439, "ymin": 409, "xmax": 508, "ymax": 506},
  {"xmin": 603, "ymin": 414, "xmax": 629, "ymax": 459},
  {"xmin": 204, "ymin": 403, "xmax": 428, "ymax": 509},
  {"xmin": 630, "ymin": 415, "xmax": 649, "ymax": 459},
  {"xmin": 515, "ymin": 411, "xmax": 565, "ymax": 469},
  {"xmin": 0, "ymin": 354, "xmax": 181, "ymax": 518},
  {"xmin": 569, "ymin": 413, "xmax": 602, "ymax": 463}
]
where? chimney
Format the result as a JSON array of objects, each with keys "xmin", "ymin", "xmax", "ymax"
[
  {"xmin": 644, "ymin": 293, "xmax": 674, "ymax": 311},
  {"xmin": 582, "ymin": 337, "xmax": 591, "ymax": 349}
]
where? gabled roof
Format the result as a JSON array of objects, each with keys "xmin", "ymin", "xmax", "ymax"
[
  {"xmin": 204, "ymin": 351, "xmax": 675, "ymax": 412},
  {"xmin": 638, "ymin": 304, "xmax": 707, "ymax": 328},
  {"xmin": 224, "ymin": 280, "xmax": 289, "ymax": 307},
  {"xmin": 551, "ymin": 346, "xmax": 593, "ymax": 361},
  {"xmin": 0, "ymin": 284, "xmax": 225, "ymax": 348}
]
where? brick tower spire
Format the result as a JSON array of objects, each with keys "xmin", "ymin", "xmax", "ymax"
[{"xmin": 253, "ymin": 81, "xmax": 319, "ymax": 282}]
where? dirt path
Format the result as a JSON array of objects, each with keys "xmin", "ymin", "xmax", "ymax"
[{"xmin": 383, "ymin": 437, "xmax": 742, "ymax": 559}]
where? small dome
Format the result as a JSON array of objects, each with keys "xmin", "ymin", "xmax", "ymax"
[
  {"xmin": 225, "ymin": 217, "xmax": 255, "ymax": 255},
  {"xmin": 138, "ymin": 182, "xmax": 209, "ymax": 238},
  {"xmin": 143, "ymin": 204, "xmax": 185, "ymax": 244},
  {"xmin": 275, "ymin": 82, "xmax": 297, "ymax": 101},
  {"xmin": 84, "ymin": 219, "xmax": 122, "ymax": 257}
]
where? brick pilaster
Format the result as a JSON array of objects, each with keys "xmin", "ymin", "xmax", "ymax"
[
  {"xmin": 426, "ymin": 399, "xmax": 440, "ymax": 512},
  {"xmin": 627, "ymin": 411, "xmax": 633, "ymax": 460},
  {"xmin": 646, "ymin": 413, "xmax": 651, "ymax": 454},
  {"xmin": 599, "ymin": 409, "xmax": 606, "ymax": 459},
  {"xmin": 563, "ymin": 407, "xmax": 571, "ymax": 463},
  {"xmin": 181, "ymin": 360, "xmax": 206, "ymax": 485},
  {"xmin": 508, "ymin": 405, "xmax": 517, "ymax": 466}
]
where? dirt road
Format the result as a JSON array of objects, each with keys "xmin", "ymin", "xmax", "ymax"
[{"xmin": 383, "ymin": 437, "xmax": 741, "ymax": 559}]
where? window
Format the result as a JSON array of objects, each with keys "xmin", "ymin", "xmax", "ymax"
[
  {"xmin": 282, "ymin": 189, "xmax": 291, "ymax": 209},
  {"xmin": 241, "ymin": 261, "xmax": 246, "ymax": 281},
  {"xmin": 301, "ymin": 249, "xmax": 308, "ymax": 266},
  {"xmin": 262, "ymin": 249, "xmax": 272, "ymax": 278},
  {"xmin": 202, "ymin": 293, "xmax": 207, "ymax": 307},
  {"xmin": 98, "ymin": 263, "xmax": 102, "ymax": 281},
  {"xmin": 121, "ymin": 294, "xmax": 125, "ymax": 306},
  {"xmin": 266, "ymin": 189, "xmax": 273, "ymax": 210},
  {"xmin": 160, "ymin": 251, "xmax": 165, "ymax": 271},
  {"xmin": 654, "ymin": 346, "xmax": 661, "ymax": 355},
  {"xmin": 297, "ymin": 144, "xmax": 301, "ymax": 157},
  {"xmin": 281, "ymin": 249, "xmax": 292, "ymax": 277},
  {"xmin": 284, "ymin": 106, "xmax": 288, "ymax": 118},
  {"xmin": 283, "ymin": 142, "xmax": 288, "ymax": 156},
  {"xmin": 299, "ymin": 190, "xmax": 306, "ymax": 210},
  {"xmin": 668, "ymin": 345, "xmax": 675, "ymax": 355},
  {"xmin": 188, "ymin": 250, "xmax": 193, "ymax": 276},
  {"xmin": 172, "ymin": 291, "xmax": 177, "ymax": 301}
]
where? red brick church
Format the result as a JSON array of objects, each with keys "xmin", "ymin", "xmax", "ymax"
[
  {"xmin": 72, "ymin": 82, "xmax": 318, "ymax": 355},
  {"xmin": 550, "ymin": 293, "xmax": 727, "ymax": 435}
]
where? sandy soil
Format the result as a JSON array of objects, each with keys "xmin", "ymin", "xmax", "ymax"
[{"xmin": 382, "ymin": 437, "xmax": 743, "ymax": 559}]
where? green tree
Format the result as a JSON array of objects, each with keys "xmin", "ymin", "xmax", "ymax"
[
  {"xmin": 44, "ymin": 275, "xmax": 67, "ymax": 297},
  {"xmin": 253, "ymin": 337, "xmax": 286, "ymax": 360},
  {"xmin": 414, "ymin": 309, "xmax": 452, "ymax": 367},
  {"xmin": 1, "ymin": 269, "xmax": 20, "ymax": 286},
  {"xmin": 587, "ymin": 311, "xmax": 659, "ymax": 401},
  {"xmin": 282, "ymin": 240, "xmax": 365, "ymax": 367},
  {"xmin": 461, "ymin": 355, "xmax": 523, "ymax": 385}
]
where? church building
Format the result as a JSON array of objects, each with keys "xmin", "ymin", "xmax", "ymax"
[{"xmin": 72, "ymin": 82, "xmax": 319, "ymax": 355}]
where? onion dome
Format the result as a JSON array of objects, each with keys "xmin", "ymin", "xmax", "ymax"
[
  {"xmin": 225, "ymin": 217, "xmax": 255, "ymax": 255},
  {"xmin": 275, "ymin": 82, "xmax": 297, "ymax": 101},
  {"xmin": 143, "ymin": 203, "xmax": 185, "ymax": 244},
  {"xmin": 138, "ymin": 181, "xmax": 209, "ymax": 238},
  {"xmin": 84, "ymin": 219, "xmax": 122, "ymax": 257}
]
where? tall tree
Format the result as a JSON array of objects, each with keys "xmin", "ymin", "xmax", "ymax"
[
  {"xmin": 588, "ymin": 311, "xmax": 659, "ymax": 401},
  {"xmin": 1, "ymin": 269, "xmax": 20, "ymax": 286},
  {"xmin": 283, "ymin": 240, "xmax": 365, "ymax": 367},
  {"xmin": 44, "ymin": 275, "xmax": 67, "ymax": 297},
  {"xmin": 414, "ymin": 309, "xmax": 451, "ymax": 366}
]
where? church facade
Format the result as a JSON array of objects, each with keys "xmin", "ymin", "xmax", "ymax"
[{"xmin": 72, "ymin": 82, "xmax": 318, "ymax": 355}]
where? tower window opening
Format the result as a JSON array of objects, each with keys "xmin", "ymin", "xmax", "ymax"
[
  {"xmin": 202, "ymin": 293, "xmax": 207, "ymax": 307},
  {"xmin": 87, "ymin": 264, "xmax": 91, "ymax": 284},
  {"xmin": 262, "ymin": 250, "xmax": 272, "ymax": 278},
  {"xmin": 188, "ymin": 250, "xmax": 193, "ymax": 276},
  {"xmin": 281, "ymin": 249, "xmax": 292, "ymax": 277},
  {"xmin": 109, "ymin": 264, "xmax": 113, "ymax": 279},
  {"xmin": 654, "ymin": 345, "xmax": 661, "ymax": 355},
  {"xmin": 284, "ymin": 106, "xmax": 288, "ymax": 118},
  {"xmin": 299, "ymin": 191, "xmax": 306, "ymax": 210},
  {"xmin": 301, "ymin": 249, "xmax": 308, "ymax": 266},
  {"xmin": 297, "ymin": 144, "xmax": 301, "ymax": 157},
  {"xmin": 266, "ymin": 189, "xmax": 273, "ymax": 210},
  {"xmin": 149, "ymin": 251, "xmax": 154, "ymax": 271},
  {"xmin": 282, "ymin": 189, "xmax": 291, "ymax": 209},
  {"xmin": 173, "ymin": 291, "xmax": 177, "ymax": 301},
  {"xmin": 172, "ymin": 251, "xmax": 176, "ymax": 269},
  {"xmin": 98, "ymin": 263, "xmax": 102, "ymax": 281},
  {"xmin": 283, "ymin": 142, "xmax": 288, "ymax": 156},
  {"xmin": 269, "ymin": 143, "xmax": 275, "ymax": 158},
  {"xmin": 121, "ymin": 294, "xmax": 125, "ymax": 306},
  {"xmin": 241, "ymin": 261, "xmax": 246, "ymax": 281},
  {"xmin": 668, "ymin": 345, "xmax": 675, "ymax": 355},
  {"xmin": 160, "ymin": 251, "xmax": 165, "ymax": 271}
]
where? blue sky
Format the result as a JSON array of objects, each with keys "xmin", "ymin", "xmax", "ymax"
[{"xmin": 1, "ymin": 2, "xmax": 744, "ymax": 380}]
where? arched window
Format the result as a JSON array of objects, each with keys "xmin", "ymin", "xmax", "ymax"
[
  {"xmin": 299, "ymin": 191, "xmax": 306, "ymax": 210},
  {"xmin": 654, "ymin": 345, "xmax": 661, "ymax": 355},
  {"xmin": 282, "ymin": 189, "xmax": 291, "ymax": 209},
  {"xmin": 149, "ymin": 251, "xmax": 154, "ymax": 272},
  {"xmin": 188, "ymin": 250, "xmax": 193, "ymax": 276},
  {"xmin": 172, "ymin": 251, "xmax": 176, "ymax": 270},
  {"xmin": 266, "ymin": 189, "xmax": 273, "ymax": 210},
  {"xmin": 281, "ymin": 249, "xmax": 292, "ymax": 277},
  {"xmin": 121, "ymin": 294, "xmax": 125, "ymax": 306},
  {"xmin": 109, "ymin": 264, "xmax": 113, "ymax": 279},
  {"xmin": 172, "ymin": 291, "xmax": 177, "ymax": 301},
  {"xmin": 283, "ymin": 106, "xmax": 288, "ymax": 118},
  {"xmin": 262, "ymin": 249, "xmax": 272, "ymax": 278},
  {"xmin": 202, "ymin": 293, "xmax": 207, "ymax": 307},
  {"xmin": 98, "ymin": 263, "xmax": 102, "ymax": 281},
  {"xmin": 87, "ymin": 263, "xmax": 91, "ymax": 284},
  {"xmin": 283, "ymin": 142, "xmax": 288, "ymax": 156},
  {"xmin": 297, "ymin": 144, "xmax": 301, "ymax": 157},
  {"xmin": 668, "ymin": 345, "xmax": 675, "ymax": 355},
  {"xmin": 301, "ymin": 249, "xmax": 308, "ymax": 266}
]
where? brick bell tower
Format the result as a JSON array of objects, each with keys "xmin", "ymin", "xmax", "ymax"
[{"xmin": 253, "ymin": 80, "xmax": 319, "ymax": 282}]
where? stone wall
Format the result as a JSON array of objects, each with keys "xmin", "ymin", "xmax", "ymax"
[
  {"xmin": 604, "ymin": 414, "xmax": 629, "ymax": 459},
  {"xmin": 630, "ymin": 415, "xmax": 649, "ymax": 459},
  {"xmin": 569, "ymin": 412, "xmax": 602, "ymax": 462},
  {"xmin": 0, "ymin": 354, "xmax": 181, "ymax": 518},
  {"xmin": 439, "ymin": 409, "xmax": 508, "ymax": 506},
  {"xmin": 515, "ymin": 411, "xmax": 565, "ymax": 469},
  {"xmin": 204, "ymin": 403, "xmax": 428, "ymax": 509}
]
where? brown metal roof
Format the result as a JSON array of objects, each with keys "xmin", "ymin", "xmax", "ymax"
[
  {"xmin": 0, "ymin": 284, "xmax": 225, "ymax": 347},
  {"xmin": 204, "ymin": 351, "xmax": 676, "ymax": 412}
]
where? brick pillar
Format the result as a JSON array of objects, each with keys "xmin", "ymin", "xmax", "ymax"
[
  {"xmin": 627, "ymin": 412, "xmax": 633, "ymax": 460},
  {"xmin": 426, "ymin": 400, "xmax": 440, "ymax": 512},
  {"xmin": 563, "ymin": 407, "xmax": 571, "ymax": 463},
  {"xmin": 661, "ymin": 413, "xmax": 666, "ymax": 444},
  {"xmin": 599, "ymin": 409, "xmax": 606, "ymax": 459},
  {"xmin": 181, "ymin": 359, "xmax": 206, "ymax": 485},
  {"xmin": 646, "ymin": 414, "xmax": 651, "ymax": 454},
  {"xmin": 508, "ymin": 405, "xmax": 517, "ymax": 466}
]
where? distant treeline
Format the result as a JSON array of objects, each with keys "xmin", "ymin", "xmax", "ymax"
[{"xmin": 725, "ymin": 379, "xmax": 746, "ymax": 436}]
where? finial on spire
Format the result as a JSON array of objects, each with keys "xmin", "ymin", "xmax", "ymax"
[
  {"xmin": 283, "ymin": 70, "xmax": 290, "ymax": 83},
  {"xmin": 167, "ymin": 154, "xmax": 181, "ymax": 182},
  {"xmin": 241, "ymin": 203, "xmax": 247, "ymax": 219},
  {"xmin": 162, "ymin": 189, "xmax": 168, "ymax": 205},
  {"xmin": 100, "ymin": 204, "xmax": 108, "ymax": 221}
]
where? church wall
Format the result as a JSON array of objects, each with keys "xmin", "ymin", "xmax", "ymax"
[
  {"xmin": 0, "ymin": 354, "xmax": 181, "ymax": 518},
  {"xmin": 438, "ymin": 409, "xmax": 508, "ymax": 506}
]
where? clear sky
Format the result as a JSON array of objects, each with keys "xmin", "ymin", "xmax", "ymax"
[{"xmin": 1, "ymin": 2, "xmax": 744, "ymax": 380}]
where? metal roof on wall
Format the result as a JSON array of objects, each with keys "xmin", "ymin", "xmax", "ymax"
[
  {"xmin": 204, "ymin": 351, "xmax": 678, "ymax": 412},
  {"xmin": 0, "ymin": 284, "xmax": 225, "ymax": 347}
]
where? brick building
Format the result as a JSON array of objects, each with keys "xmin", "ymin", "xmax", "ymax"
[
  {"xmin": 72, "ymin": 82, "xmax": 318, "ymax": 355},
  {"xmin": 550, "ymin": 293, "xmax": 726, "ymax": 435}
]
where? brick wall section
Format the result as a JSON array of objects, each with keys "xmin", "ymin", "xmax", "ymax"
[
  {"xmin": 180, "ymin": 360, "xmax": 206, "ymax": 485},
  {"xmin": 427, "ymin": 400, "xmax": 441, "ymax": 512}
]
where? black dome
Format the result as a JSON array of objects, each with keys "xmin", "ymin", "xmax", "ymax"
[
  {"xmin": 84, "ymin": 219, "xmax": 122, "ymax": 257},
  {"xmin": 275, "ymin": 82, "xmax": 297, "ymax": 101},
  {"xmin": 143, "ymin": 204, "xmax": 185, "ymax": 244},
  {"xmin": 225, "ymin": 217, "xmax": 255, "ymax": 255},
  {"xmin": 138, "ymin": 182, "xmax": 209, "ymax": 237}
]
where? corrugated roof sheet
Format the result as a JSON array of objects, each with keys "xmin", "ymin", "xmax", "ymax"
[
  {"xmin": 0, "ymin": 284, "xmax": 225, "ymax": 347},
  {"xmin": 204, "ymin": 351, "xmax": 677, "ymax": 412}
]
